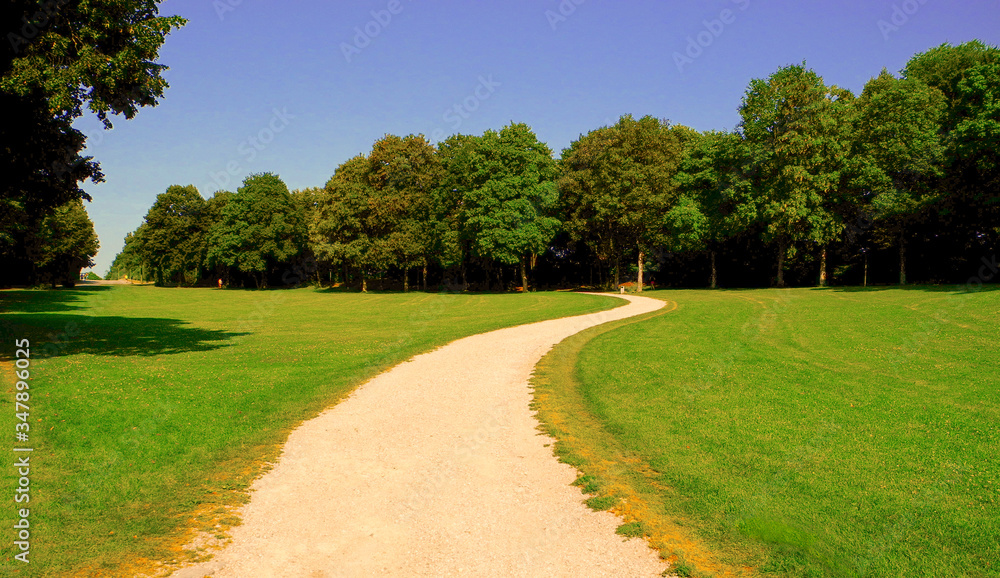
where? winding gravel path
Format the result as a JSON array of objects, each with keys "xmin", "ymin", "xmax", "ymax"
[{"xmin": 175, "ymin": 294, "xmax": 667, "ymax": 577}]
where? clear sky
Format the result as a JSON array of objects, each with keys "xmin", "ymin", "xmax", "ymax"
[{"xmin": 80, "ymin": 0, "xmax": 1000, "ymax": 276}]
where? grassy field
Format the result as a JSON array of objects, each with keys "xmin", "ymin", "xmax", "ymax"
[
  {"xmin": 532, "ymin": 286, "xmax": 1000, "ymax": 578},
  {"xmin": 0, "ymin": 285, "xmax": 619, "ymax": 576}
]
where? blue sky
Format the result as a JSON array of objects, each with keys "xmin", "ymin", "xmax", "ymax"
[{"xmin": 80, "ymin": 0, "xmax": 1000, "ymax": 276}]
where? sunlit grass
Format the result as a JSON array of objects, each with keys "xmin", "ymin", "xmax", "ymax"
[{"xmin": 534, "ymin": 286, "xmax": 1000, "ymax": 577}]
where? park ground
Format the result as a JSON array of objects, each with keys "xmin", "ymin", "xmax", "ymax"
[{"xmin": 1, "ymin": 284, "xmax": 997, "ymax": 577}]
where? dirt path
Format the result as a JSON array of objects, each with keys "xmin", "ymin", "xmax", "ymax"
[{"xmin": 174, "ymin": 294, "xmax": 668, "ymax": 577}]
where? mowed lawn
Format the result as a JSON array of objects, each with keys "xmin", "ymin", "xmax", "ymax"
[
  {"xmin": 535, "ymin": 286, "xmax": 999, "ymax": 578},
  {"xmin": 0, "ymin": 285, "xmax": 620, "ymax": 576}
]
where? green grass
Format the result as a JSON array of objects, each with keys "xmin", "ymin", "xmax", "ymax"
[
  {"xmin": 0, "ymin": 285, "xmax": 620, "ymax": 576},
  {"xmin": 533, "ymin": 286, "xmax": 1000, "ymax": 578}
]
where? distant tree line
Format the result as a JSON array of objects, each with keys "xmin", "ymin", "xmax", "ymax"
[{"xmin": 111, "ymin": 41, "xmax": 998, "ymax": 290}]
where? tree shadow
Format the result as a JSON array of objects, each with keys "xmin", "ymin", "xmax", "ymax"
[
  {"xmin": 0, "ymin": 312, "xmax": 246, "ymax": 361},
  {"xmin": 818, "ymin": 283, "xmax": 1000, "ymax": 295},
  {"xmin": 0, "ymin": 286, "xmax": 114, "ymax": 313}
]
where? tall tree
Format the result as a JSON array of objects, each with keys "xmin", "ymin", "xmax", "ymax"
[
  {"xmin": 738, "ymin": 64, "xmax": 853, "ymax": 286},
  {"xmin": 366, "ymin": 134, "xmax": 441, "ymax": 291},
  {"xmin": 905, "ymin": 41, "xmax": 1000, "ymax": 254},
  {"xmin": 206, "ymin": 173, "xmax": 307, "ymax": 288},
  {"xmin": 852, "ymin": 70, "xmax": 946, "ymax": 285},
  {"xmin": 431, "ymin": 134, "xmax": 479, "ymax": 286},
  {"xmin": 311, "ymin": 156, "xmax": 370, "ymax": 289},
  {"xmin": 1, "ymin": 1, "xmax": 185, "ymax": 284},
  {"xmin": 461, "ymin": 123, "xmax": 560, "ymax": 291},
  {"xmin": 137, "ymin": 185, "xmax": 210, "ymax": 285},
  {"xmin": 32, "ymin": 198, "xmax": 100, "ymax": 287},
  {"xmin": 670, "ymin": 130, "xmax": 757, "ymax": 288},
  {"xmin": 559, "ymin": 115, "xmax": 688, "ymax": 290}
]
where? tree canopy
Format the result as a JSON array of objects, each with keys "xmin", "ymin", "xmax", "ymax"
[{"xmin": 106, "ymin": 40, "xmax": 998, "ymax": 292}]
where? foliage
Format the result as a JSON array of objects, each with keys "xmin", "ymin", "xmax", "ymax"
[
  {"xmin": 737, "ymin": 63, "xmax": 854, "ymax": 286},
  {"xmin": 206, "ymin": 173, "xmax": 308, "ymax": 288},
  {"xmin": 559, "ymin": 115, "xmax": 689, "ymax": 287},
  {"xmin": 136, "ymin": 185, "xmax": 210, "ymax": 285},
  {"xmin": 459, "ymin": 123, "xmax": 560, "ymax": 289},
  {"xmin": 1, "ymin": 1, "xmax": 185, "ymax": 285},
  {"xmin": 31, "ymin": 198, "xmax": 100, "ymax": 287},
  {"xmin": 110, "ymin": 42, "xmax": 1000, "ymax": 290}
]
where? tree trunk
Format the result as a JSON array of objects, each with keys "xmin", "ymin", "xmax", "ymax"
[
  {"xmin": 422, "ymin": 257, "xmax": 428, "ymax": 291},
  {"xmin": 776, "ymin": 241, "xmax": 787, "ymax": 288},
  {"xmin": 403, "ymin": 267, "xmax": 409, "ymax": 292},
  {"xmin": 520, "ymin": 256, "xmax": 529, "ymax": 292},
  {"xmin": 864, "ymin": 253, "xmax": 868, "ymax": 287},
  {"xmin": 637, "ymin": 251, "xmax": 645, "ymax": 293},
  {"xmin": 361, "ymin": 274, "xmax": 367, "ymax": 293},
  {"xmin": 710, "ymin": 250, "xmax": 718, "ymax": 289},
  {"xmin": 613, "ymin": 257, "xmax": 620, "ymax": 289},
  {"xmin": 819, "ymin": 247, "xmax": 827, "ymax": 287},
  {"xmin": 899, "ymin": 235, "xmax": 907, "ymax": 285}
]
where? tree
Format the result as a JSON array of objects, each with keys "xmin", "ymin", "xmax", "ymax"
[
  {"xmin": 33, "ymin": 198, "xmax": 100, "ymax": 287},
  {"xmin": 206, "ymin": 173, "xmax": 307, "ymax": 288},
  {"xmin": 852, "ymin": 70, "xmax": 946, "ymax": 285},
  {"xmin": 670, "ymin": 130, "xmax": 757, "ymax": 288},
  {"xmin": 559, "ymin": 115, "xmax": 688, "ymax": 290},
  {"xmin": 738, "ymin": 64, "xmax": 853, "ymax": 286},
  {"xmin": 138, "ymin": 185, "xmax": 210, "ymax": 285},
  {"xmin": 311, "ymin": 156, "xmax": 370, "ymax": 289},
  {"xmin": 431, "ymin": 134, "xmax": 479, "ymax": 286},
  {"xmin": 905, "ymin": 41, "xmax": 1000, "ymax": 254},
  {"xmin": 1, "ymin": 1, "xmax": 185, "ymax": 284},
  {"xmin": 366, "ymin": 134, "xmax": 441, "ymax": 291},
  {"xmin": 461, "ymin": 123, "xmax": 560, "ymax": 291}
]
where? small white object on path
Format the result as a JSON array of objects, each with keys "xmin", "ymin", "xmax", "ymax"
[{"xmin": 174, "ymin": 294, "xmax": 668, "ymax": 577}]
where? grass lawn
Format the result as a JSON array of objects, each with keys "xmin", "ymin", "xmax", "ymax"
[
  {"xmin": 532, "ymin": 286, "xmax": 1000, "ymax": 578},
  {"xmin": 0, "ymin": 285, "xmax": 620, "ymax": 576}
]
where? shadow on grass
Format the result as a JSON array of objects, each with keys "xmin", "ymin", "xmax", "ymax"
[
  {"xmin": 0, "ymin": 312, "xmax": 246, "ymax": 361},
  {"xmin": 0, "ymin": 285, "xmax": 113, "ymax": 313},
  {"xmin": 818, "ymin": 283, "xmax": 1000, "ymax": 294}
]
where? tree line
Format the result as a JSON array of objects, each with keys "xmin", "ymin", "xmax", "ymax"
[{"xmin": 111, "ymin": 39, "xmax": 997, "ymax": 291}]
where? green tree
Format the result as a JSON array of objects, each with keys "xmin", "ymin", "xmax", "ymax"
[
  {"xmin": 431, "ymin": 134, "xmax": 479, "ymax": 286},
  {"xmin": 738, "ymin": 64, "xmax": 853, "ymax": 286},
  {"xmin": 670, "ymin": 130, "xmax": 755, "ymax": 288},
  {"xmin": 1, "ymin": 1, "xmax": 185, "ymax": 283},
  {"xmin": 108, "ymin": 227, "xmax": 148, "ymax": 281},
  {"xmin": 559, "ymin": 115, "xmax": 688, "ymax": 290},
  {"xmin": 311, "ymin": 156, "xmax": 370, "ymax": 289},
  {"xmin": 138, "ymin": 185, "xmax": 209, "ymax": 285},
  {"xmin": 366, "ymin": 134, "xmax": 441, "ymax": 291},
  {"xmin": 206, "ymin": 173, "xmax": 307, "ymax": 288},
  {"xmin": 905, "ymin": 41, "xmax": 1000, "ymax": 247},
  {"xmin": 33, "ymin": 198, "xmax": 100, "ymax": 287},
  {"xmin": 461, "ymin": 123, "xmax": 559, "ymax": 291},
  {"xmin": 852, "ymin": 70, "xmax": 946, "ymax": 284}
]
